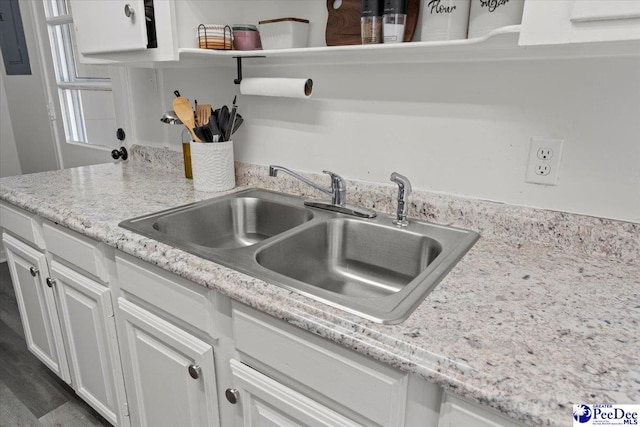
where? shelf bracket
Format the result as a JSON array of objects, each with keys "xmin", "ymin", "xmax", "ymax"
[{"xmin": 233, "ymin": 56, "xmax": 266, "ymax": 85}]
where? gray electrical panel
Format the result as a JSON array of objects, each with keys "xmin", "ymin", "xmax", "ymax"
[{"xmin": 0, "ymin": 0, "xmax": 32, "ymax": 75}]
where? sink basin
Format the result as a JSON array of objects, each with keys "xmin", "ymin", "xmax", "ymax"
[
  {"xmin": 119, "ymin": 189, "xmax": 479, "ymax": 324},
  {"xmin": 119, "ymin": 190, "xmax": 314, "ymax": 251},
  {"xmin": 152, "ymin": 197, "xmax": 313, "ymax": 249},
  {"xmin": 254, "ymin": 216, "xmax": 478, "ymax": 323},
  {"xmin": 256, "ymin": 219, "xmax": 442, "ymax": 298}
]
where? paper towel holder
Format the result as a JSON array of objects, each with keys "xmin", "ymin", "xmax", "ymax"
[{"xmin": 233, "ymin": 56, "xmax": 266, "ymax": 84}]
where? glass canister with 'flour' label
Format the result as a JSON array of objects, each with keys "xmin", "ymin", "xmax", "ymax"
[
  {"xmin": 420, "ymin": 0, "xmax": 471, "ymax": 41},
  {"xmin": 467, "ymin": 0, "xmax": 524, "ymax": 39}
]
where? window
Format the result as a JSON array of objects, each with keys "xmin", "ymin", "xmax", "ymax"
[{"xmin": 43, "ymin": 0, "xmax": 117, "ymax": 147}]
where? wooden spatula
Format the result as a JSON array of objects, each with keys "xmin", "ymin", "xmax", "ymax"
[
  {"xmin": 173, "ymin": 96, "xmax": 200, "ymax": 142},
  {"xmin": 196, "ymin": 104, "xmax": 211, "ymax": 129}
]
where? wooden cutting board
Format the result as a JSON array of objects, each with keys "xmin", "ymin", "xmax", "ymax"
[{"xmin": 325, "ymin": 0, "xmax": 420, "ymax": 46}]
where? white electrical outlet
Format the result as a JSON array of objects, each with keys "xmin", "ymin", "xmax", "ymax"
[{"xmin": 525, "ymin": 138, "xmax": 564, "ymax": 185}]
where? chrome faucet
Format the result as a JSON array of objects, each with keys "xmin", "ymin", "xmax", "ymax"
[
  {"xmin": 390, "ymin": 172, "xmax": 411, "ymax": 226},
  {"xmin": 269, "ymin": 165, "xmax": 376, "ymax": 218},
  {"xmin": 269, "ymin": 165, "xmax": 346, "ymax": 206}
]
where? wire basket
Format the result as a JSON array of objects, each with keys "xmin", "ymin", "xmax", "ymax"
[{"xmin": 198, "ymin": 24, "xmax": 233, "ymax": 50}]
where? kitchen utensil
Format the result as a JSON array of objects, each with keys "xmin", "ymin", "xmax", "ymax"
[
  {"xmin": 325, "ymin": 0, "xmax": 419, "ymax": 46},
  {"xmin": 218, "ymin": 105, "xmax": 230, "ymax": 141},
  {"xmin": 231, "ymin": 114, "xmax": 243, "ymax": 134},
  {"xmin": 193, "ymin": 125, "xmax": 209, "ymax": 142},
  {"xmin": 202, "ymin": 125, "xmax": 214, "ymax": 142},
  {"xmin": 204, "ymin": 126, "xmax": 214, "ymax": 142},
  {"xmin": 196, "ymin": 104, "xmax": 211, "ymax": 128},
  {"xmin": 160, "ymin": 110, "xmax": 182, "ymax": 125},
  {"xmin": 173, "ymin": 96, "xmax": 201, "ymax": 142},
  {"xmin": 207, "ymin": 113, "xmax": 221, "ymax": 141},
  {"xmin": 226, "ymin": 96, "xmax": 238, "ymax": 142}
]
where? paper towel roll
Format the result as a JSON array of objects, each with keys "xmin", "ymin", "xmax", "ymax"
[{"xmin": 239, "ymin": 78, "xmax": 313, "ymax": 98}]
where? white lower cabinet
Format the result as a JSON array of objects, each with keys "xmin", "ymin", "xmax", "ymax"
[
  {"xmin": 228, "ymin": 359, "xmax": 360, "ymax": 427},
  {"xmin": 2, "ymin": 233, "xmax": 71, "ymax": 383},
  {"xmin": 231, "ymin": 304, "xmax": 410, "ymax": 427},
  {"xmin": 51, "ymin": 260, "xmax": 123, "ymax": 426},
  {"xmin": 117, "ymin": 298, "xmax": 220, "ymax": 427},
  {"xmin": 2, "ymin": 210, "xmax": 129, "ymax": 427}
]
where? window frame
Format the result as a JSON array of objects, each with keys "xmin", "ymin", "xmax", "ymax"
[{"xmin": 43, "ymin": 1, "xmax": 115, "ymax": 147}]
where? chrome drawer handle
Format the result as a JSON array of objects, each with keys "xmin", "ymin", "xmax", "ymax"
[
  {"xmin": 46, "ymin": 277, "xmax": 56, "ymax": 288},
  {"xmin": 29, "ymin": 267, "xmax": 39, "ymax": 277}
]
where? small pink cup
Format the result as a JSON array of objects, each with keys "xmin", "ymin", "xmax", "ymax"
[{"xmin": 233, "ymin": 30, "xmax": 262, "ymax": 50}]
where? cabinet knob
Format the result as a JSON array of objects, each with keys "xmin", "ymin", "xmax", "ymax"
[
  {"xmin": 45, "ymin": 277, "xmax": 56, "ymax": 288},
  {"xmin": 188, "ymin": 364, "xmax": 201, "ymax": 379},
  {"xmin": 124, "ymin": 4, "xmax": 135, "ymax": 18},
  {"xmin": 225, "ymin": 388, "xmax": 240, "ymax": 404},
  {"xmin": 29, "ymin": 267, "xmax": 39, "ymax": 277}
]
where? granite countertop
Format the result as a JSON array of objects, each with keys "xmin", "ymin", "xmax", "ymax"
[{"xmin": 1, "ymin": 148, "xmax": 638, "ymax": 427}]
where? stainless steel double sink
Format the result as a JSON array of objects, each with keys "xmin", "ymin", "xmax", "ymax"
[{"xmin": 119, "ymin": 189, "xmax": 479, "ymax": 324}]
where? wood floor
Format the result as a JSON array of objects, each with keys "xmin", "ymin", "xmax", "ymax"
[{"xmin": 0, "ymin": 262, "xmax": 112, "ymax": 427}]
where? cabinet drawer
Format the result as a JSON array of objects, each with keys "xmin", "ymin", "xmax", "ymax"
[
  {"xmin": 439, "ymin": 393, "xmax": 525, "ymax": 427},
  {"xmin": 0, "ymin": 203, "xmax": 45, "ymax": 249},
  {"xmin": 233, "ymin": 305, "xmax": 408, "ymax": 426},
  {"xmin": 116, "ymin": 254, "xmax": 216, "ymax": 337},
  {"xmin": 43, "ymin": 222, "xmax": 107, "ymax": 282},
  {"xmin": 230, "ymin": 359, "xmax": 361, "ymax": 427}
]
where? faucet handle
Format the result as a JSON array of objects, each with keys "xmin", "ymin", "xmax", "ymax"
[
  {"xmin": 322, "ymin": 170, "xmax": 346, "ymax": 206},
  {"xmin": 322, "ymin": 170, "xmax": 345, "ymax": 189}
]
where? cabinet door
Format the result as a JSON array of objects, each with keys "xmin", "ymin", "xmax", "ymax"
[
  {"xmin": 118, "ymin": 298, "xmax": 220, "ymax": 427},
  {"xmin": 2, "ymin": 233, "xmax": 70, "ymax": 382},
  {"xmin": 229, "ymin": 359, "xmax": 360, "ymax": 427},
  {"xmin": 520, "ymin": 0, "xmax": 640, "ymax": 45},
  {"xmin": 51, "ymin": 260, "xmax": 124, "ymax": 426},
  {"xmin": 70, "ymin": 0, "xmax": 148, "ymax": 54}
]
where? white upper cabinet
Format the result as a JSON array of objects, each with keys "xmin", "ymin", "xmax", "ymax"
[
  {"xmin": 70, "ymin": 0, "xmax": 148, "ymax": 54},
  {"xmin": 519, "ymin": 0, "xmax": 640, "ymax": 45},
  {"xmin": 69, "ymin": 0, "xmax": 178, "ymax": 63}
]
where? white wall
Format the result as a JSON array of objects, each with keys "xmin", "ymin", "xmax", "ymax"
[
  {"xmin": 0, "ymin": 71, "xmax": 22, "ymax": 177},
  {"xmin": 153, "ymin": 56, "xmax": 640, "ymax": 223}
]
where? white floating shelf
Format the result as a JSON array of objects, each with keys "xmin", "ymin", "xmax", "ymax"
[
  {"xmin": 168, "ymin": 25, "xmax": 639, "ymax": 68},
  {"xmin": 177, "ymin": 26, "xmax": 523, "ymax": 67}
]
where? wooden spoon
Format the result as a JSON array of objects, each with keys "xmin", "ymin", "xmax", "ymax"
[{"xmin": 173, "ymin": 96, "xmax": 200, "ymax": 142}]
